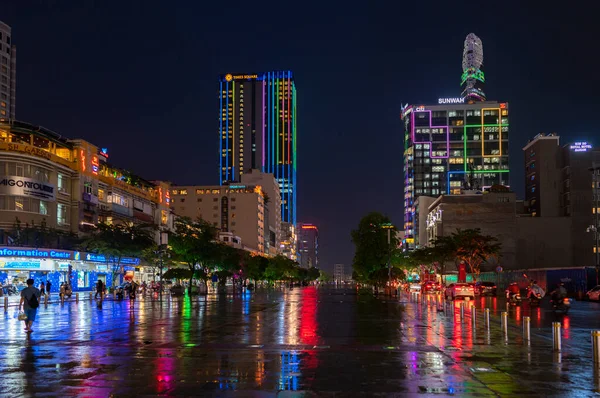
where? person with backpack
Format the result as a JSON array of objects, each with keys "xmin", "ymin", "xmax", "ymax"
[{"xmin": 19, "ymin": 279, "xmax": 42, "ymax": 333}]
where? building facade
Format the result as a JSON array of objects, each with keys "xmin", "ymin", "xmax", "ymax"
[
  {"xmin": 239, "ymin": 169, "xmax": 281, "ymax": 255},
  {"xmin": 401, "ymin": 100, "xmax": 509, "ymax": 246},
  {"xmin": 426, "ymin": 190, "xmax": 517, "ymax": 271},
  {"xmin": 0, "ymin": 21, "xmax": 16, "ymax": 120},
  {"xmin": 523, "ymin": 134, "xmax": 600, "ymax": 268},
  {"xmin": 0, "ymin": 120, "xmax": 174, "ymax": 290},
  {"xmin": 523, "ymin": 133, "xmax": 561, "ymax": 217},
  {"xmin": 219, "ymin": 71, "xmax": 297, "ymax": 226},
  {"xmin": 297, "ymin": 223, "xmax": 318, "ymax": 268},
  {"xmin": 170, "ymin": 184, "xmax": 267, "ymax": 254}
]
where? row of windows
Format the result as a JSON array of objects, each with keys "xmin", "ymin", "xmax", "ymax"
[{"xmin": 0, "ymin": 161, "xmax": 51, "ymax": 182}]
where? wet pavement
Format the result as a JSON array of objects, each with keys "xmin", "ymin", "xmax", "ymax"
[{"xmin": 1, "ymin": 287, "xmax": 600, "ymax": 397}]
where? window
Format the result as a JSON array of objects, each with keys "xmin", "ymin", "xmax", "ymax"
[
  {"xmin": 197, "ymin": 198, "xmax": 202, "ymax": 202},
  {"xmin": 57, "ymin": 173, "xmax": 69, "ymax": 194},
  {"xmin": 98, "ymin": 189, "xmax": 105, "ymax": 201},
  {"xmin": 213, "ymin": 206, "xmax": 218, "ymax": 210},
  {"xmin": 40, "ymin": 201, "xmax": 48, "ymax": 215},
  {"xmin": 196, "ymin": 189, "xmax": 204, "ymax": 194},
  {"xmin": 180, "ymin": 189, "xmax": 188, "ymax": 195},
  {"xmin": 180, "ymin": 198, "xmax": 185, "ymax": 203},
  {"xmin": 57, "ymin": 204, "xmax": 68, "ymax": 225},
  {"xmin": 161, "ymin": 210, "xmax": 168, "ymax": 225},
  {"xmin": 15, "ymin": 196, "xmax": 27, "ymax": 211},
  {"xmin": 213, "ymin": 197, "xmax": 218, "ymax": 202}
]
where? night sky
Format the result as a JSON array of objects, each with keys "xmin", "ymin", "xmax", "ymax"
[{"xmin": 2, "ymin": 2, "xmax": 598, "ymax": 273}]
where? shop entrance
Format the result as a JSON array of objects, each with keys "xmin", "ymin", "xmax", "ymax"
[{"xmin": 97, "ymin": 274, "xmax": 106, "ymax": 284}]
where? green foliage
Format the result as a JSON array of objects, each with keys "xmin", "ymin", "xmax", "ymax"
[
  {"xmin": 9, "ymin": 217, "xmax": 81, "ymax": 249},
  {"xmin": 451, "ymin": 228, "xmax": 501, "ymax": 279},
  {"xmin": 351, "ymin": 212, "xmax": 398, "ymax": 286},
  {"xmin": 82, "ymin": 222, "xmax": 154, "ymax": 285},
  {"xmin": 162, "ymin": 268, "xmax": 192, "ymax": 280}
]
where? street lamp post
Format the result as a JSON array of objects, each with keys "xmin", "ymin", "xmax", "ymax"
[{"xmin": 381, "ymin": 223, "xmax": 394, "ymax": 296}]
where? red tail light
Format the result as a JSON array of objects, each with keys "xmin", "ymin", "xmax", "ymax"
[{"xmin": 563, "ymin": 298, "xmax": 569, "ymax": 304}]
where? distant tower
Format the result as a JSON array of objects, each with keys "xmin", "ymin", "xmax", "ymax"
[{"xmin": 461, "ymin": 33, "xmax": 485, "ymax": 102}]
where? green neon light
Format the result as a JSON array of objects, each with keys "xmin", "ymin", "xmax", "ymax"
[
  {"xmin": 464, "ymin": 126, "xmax": 468, "ymax": 172},
  {"xmin": 464, "ymin": 124, "xmax": 509, "ymax": 127},
  {"xmin": 461, "ymin": 68, "xmax": 485, "ymax": 85}
]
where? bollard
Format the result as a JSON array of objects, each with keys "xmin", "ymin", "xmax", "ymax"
[
  {"xmin": 44, "ymin": 294, "xmax": 48, "ymax": 306},
  {"xmin": 523, "ymin": 316, "xmax": 531, "ymax": 343},
  {"xmin": 552, "ymin": 322, "xmax": 562, "ymax": 352},
  {"xmin": 484, "ymin": 308, "xmax": 490, "ymax": 330},
  {"xmin": 89, "ymin": 292, "xmax": 93, "ymax": 301},
  {"xmin": 501, "ymin": 311, "xmax": 508, "ymax": 339},
  {"xmin": 592, "ymin": 331, "xmax": 600, "ymax": 366},
  {"xmin": 471, "ymin": 306, "xmax": 477, "ymax": 328},
  {"xmin": 3, "ymin": 296, "xmax": 7, "ymax": 312},
  {"xmin": 76, "ymin": 293, "xmax": 79, "ymax": 302}
]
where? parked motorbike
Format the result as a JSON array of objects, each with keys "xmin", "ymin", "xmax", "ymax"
[{"xmin": 551, "ymin": 297, "xmax": 571, "ymax": 314}]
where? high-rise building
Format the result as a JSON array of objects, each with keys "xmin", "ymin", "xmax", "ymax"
[
  {"xmin": 333, "ymin": 264, "xmax": 346, "ymax": 283},
  {"xmin": 401, "ymin": 100, "xmax": 509, "ymax": 247},
  {"xmin": 298, "ymin": 223, "xmax": 318, "ymax": 268},
  {"xmin": 401, "ymin": 33, "xmax": 508, "ymax": 248},
  {"xmin": 0, "ymin": 21, "xmax": 16, "ymax": 120},
  {"xmin": 461, "ymin": 33, "xmax": 485, "ymax": 102},
  {"xmin": 218, "ymin": 71, "xmax": 297, "ymax": 226}
]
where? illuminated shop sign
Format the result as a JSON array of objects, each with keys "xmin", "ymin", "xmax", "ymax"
[
  {"xmin": 82, "ymin": 253, "xmax": 140, "ymax": 265},
  {"xmin": 570, "ymin": 142, "xmax": 592, "ymax": 152},
  {"xmin": 415, "ymin": 106, "xmax": 426, "ymax": 111},
  {"xmin": 0, "ymin": 247, "xmax": 71, "ymax": 259},
  {"xmin": 0, "ymin": 261, "xmax": 41, "ymax": 269},
  {"xmin": 229, "ymin": 185, "xmax": 246, "ymax": 189},
  {"xmin": 0, "ymin": 176, "xmax": 56, "ymax": 201},
  {"xmin": 438, "ymin": 97, "xmax": 465, "ymax": 104}
]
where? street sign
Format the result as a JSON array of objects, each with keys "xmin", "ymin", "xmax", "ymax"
[{"xmin": 496, "ymin": 266, "xmax": 503, "ymax": 273}]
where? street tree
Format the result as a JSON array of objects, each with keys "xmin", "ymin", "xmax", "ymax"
[
  {"xmin": 351, "ymin": 212, "xmax": 398, "ymax": 287},
  {"xmin": 169, "ymin": 218, "xmax": 221, "ymax": 294},
  {"xmin": 451, "ymin": 228, "xmax": 501, "ymax": 280},
  {"xmin": 83, "ymin": 222, "xmax": 154, "ymax": 286}
]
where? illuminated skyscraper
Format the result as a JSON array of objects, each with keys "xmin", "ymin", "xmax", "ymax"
[
  {"xmin": 401, "ymin": 101, "xmax": 509, "ymax": 248},
  {"xmin": 219, "ymin": 71, "xmax": 297, "ymax": 225},
  {"xmin": 461, "ymin": 33, "xmax": 485, "ymax": 102}
]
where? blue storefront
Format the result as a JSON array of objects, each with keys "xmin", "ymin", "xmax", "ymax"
[{"xmin": 0, "ymin": 246, "xmax": 140, "ymax": 292}]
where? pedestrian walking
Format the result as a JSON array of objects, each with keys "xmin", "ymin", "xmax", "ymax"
[
  {"xmin": 19, "ymin": 279, "xmax": 42, "ymax": 333},
  {"xmin": 95, "ymin": 279, "xmax": 104, "ymax": 299},
  {"xmin": 46, "ymin": 280, "xmax": 52, "ymax": 300},
  {"xmin": 40, "ymin": 281, "xmax": 46, "ymax": 296}
]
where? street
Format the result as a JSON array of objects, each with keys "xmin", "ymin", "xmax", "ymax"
[{"xmin": 1, "ymin": 286, "xmax": 599, "ymax": 396}]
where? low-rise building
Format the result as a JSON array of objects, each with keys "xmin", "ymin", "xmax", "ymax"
[
  {"xmin": 171, "ymin": 184, "xmax": 266, "ymax": 254},
  {"xmin": 0, "ymin": 120, "xmax": 174, "ymax": 290}
]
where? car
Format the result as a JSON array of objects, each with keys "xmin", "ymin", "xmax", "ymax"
[
  {"xmin": 422, "ymin": 281, "xmax": 442, "ymax": 294},
  {"xmin": 444, "ymin": 283, "xmax": 475, "ymax": 300},
  {"xmin": 474, "ymin": 281, "xmax": 498, "ymax": 296},
  {"xmin": 409, "ymin": 283, "xmax": 422, "ymax": 292},
  {"xmin": 587, "ymin": 285, "xmax": 600, "ymax": 301}
]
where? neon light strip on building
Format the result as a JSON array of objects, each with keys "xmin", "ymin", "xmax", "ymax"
[{"xmin": 410, "ymin": 109, "xmax": 450, "ymax": 159}]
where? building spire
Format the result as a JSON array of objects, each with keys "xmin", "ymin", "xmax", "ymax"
[{"xmin": 461, "ymin": 33, "xmax": 486, "ymax": 102}]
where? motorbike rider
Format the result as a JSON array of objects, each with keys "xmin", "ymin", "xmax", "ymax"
[
  {"xmin": 506, "ymin": 282, "xmax": 520, "ymax": 299},
  {"xmin": 527, "ymin": 281, "xmax": 545, "ymax": 299},
  {"xmin": 550, "ymin": 283, "xmax": 567, "ymax": 304}
]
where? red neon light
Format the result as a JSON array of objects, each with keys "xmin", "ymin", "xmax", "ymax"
[
  {"xmin": 91, "ymin": 155, "xmax": 99, "ymax": 175},
  {"xmin": 80, "ymin": 150, "xmax": 86, "ymax": 172},
  {"xmin": 301, "ymin": 225, "xmax": 317, "ymax": 230}
]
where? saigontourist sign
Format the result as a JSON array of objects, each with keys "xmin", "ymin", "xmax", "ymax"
[{"xmin": 0, "ymin": 176, "xmax": 56, "ymax": 201}]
